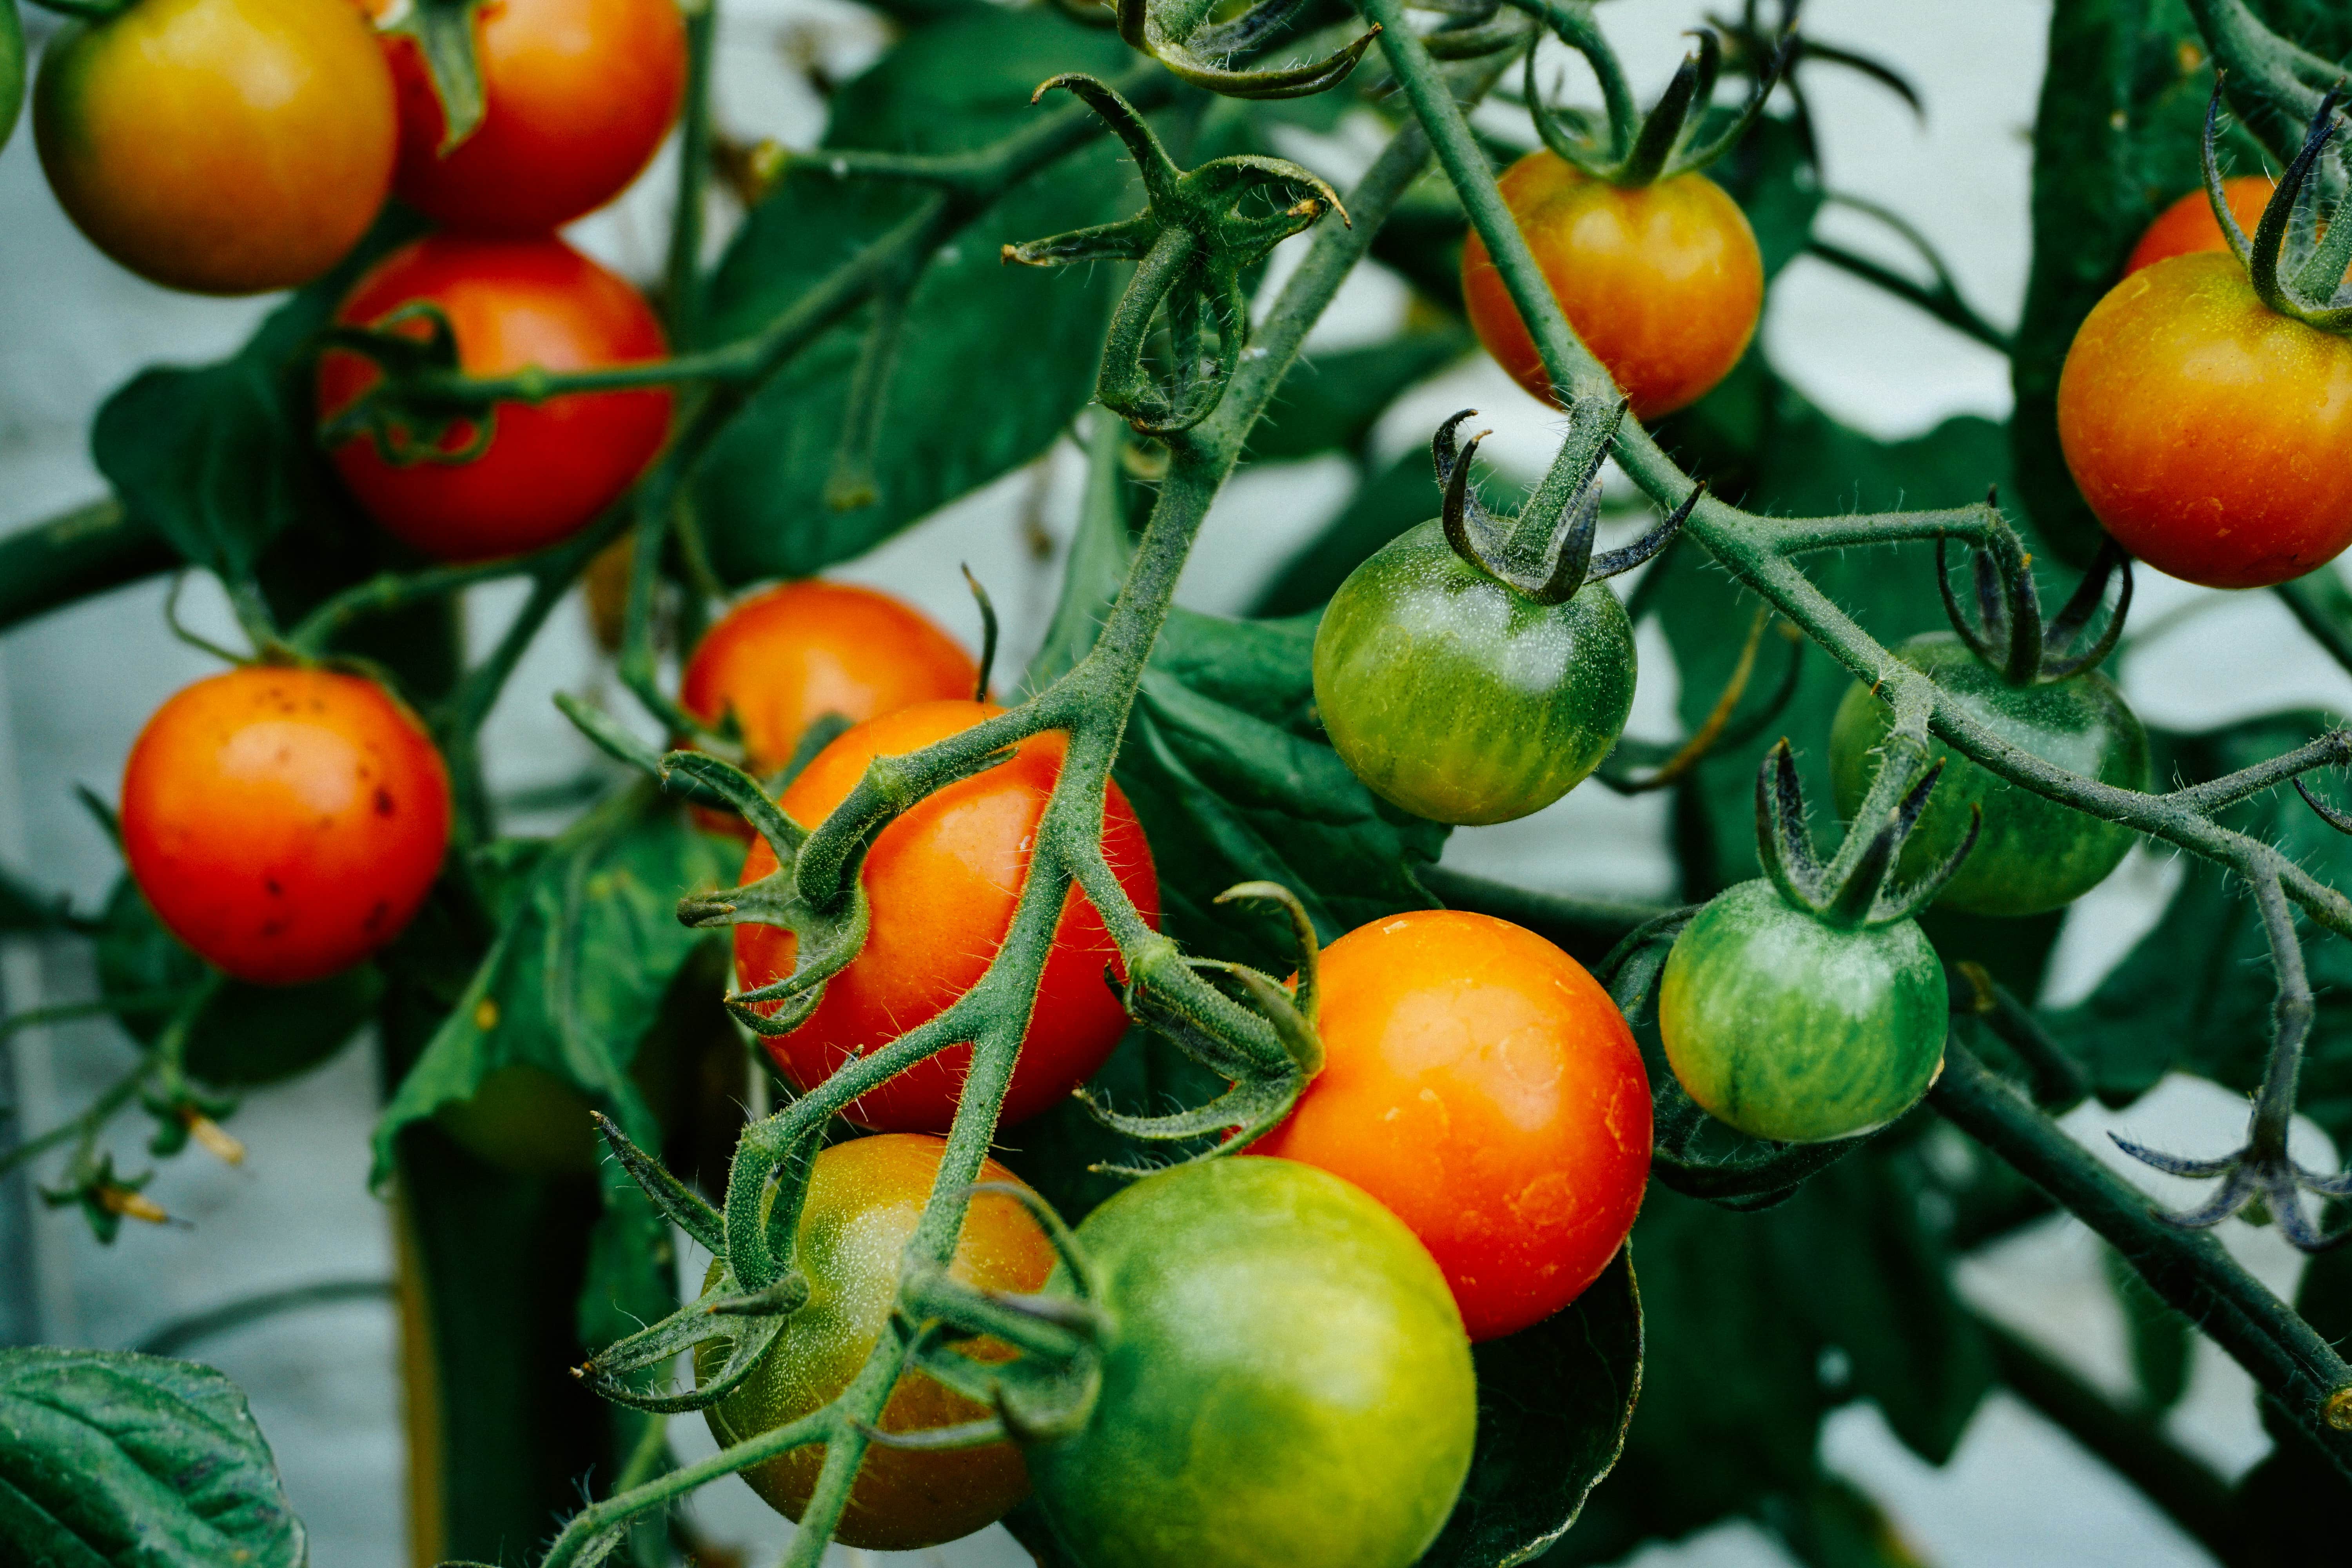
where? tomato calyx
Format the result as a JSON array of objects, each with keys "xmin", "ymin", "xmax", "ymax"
[
  {"xmin": 2200, "ymin": 82, "xmax": 2352, "ymax": 332},
  {"xmin": 1098, "ymin": 0, "xmax": 1379, "ymax": 101},
  {"xmin": 1432, "ymin": 405, "xmax": 1696, "ymax": 605},
  {"xmin": 1523, "ymin": 20, "xmax": 1790, "ymax": 188},
  {"xmin": 1935, "ymin": 533, "xmax": 2134, "ymax": 688},
  {"xmin": 370, "ymin": 0, "xmax": 491, "ymax": 154},
  {"xmin": 315, "ymin": 304, "xmax": 497, "ymax": 468},
  {"xmin": 1004, "ymin": 74, "xmax": 1345, "ymax": 434},
  {"xmin": 1757, "ymin": 737, "xmax": 1977, "ymax": 930}
]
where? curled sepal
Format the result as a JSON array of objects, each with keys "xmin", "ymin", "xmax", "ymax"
[
  {"xmin": 372, "ymin": 0, "xmax": 491, "ymax": 153},
  {"xmin": 662, "ymin": 793, "xmax": 869, "ymax": 1039},
  {"xmin": 314, "ymin": 309, "xmax": 495, "ymax": 466},
  {"xmin": 1115, "ymin": 0, "xmax": 1379, "ymax": 99},
  {"xmin": 1933, "ymin": 526, "xmax": 2132, "ymax": 687},
  {"xmin": 593, "ymin": 1111, "xmax": 724, "ymax": 1254},
  {"xmin": 1212, "ymin": 880, "xmax": 1322, "ymax": 1029},
  {"xmin": 2296, "ymin": 773, "xmax": 2352, "ymax": 836},
  {"xmin": 573, "ymin": 1271, "xmax": 794, "ymax": 1414},
  {"xmin": 1529, "ymin": 22, "xmax": 1791, "ymax": 186},
  {"xmin": 1005, "ymin": 75, "xmax": 1345, "ymax": 434},
  {"xmin": 1754, "ymin": 738, "xmax": 1963, "ymax": 928},
  {"xmin": 2201, "ymin": 82, "xmax": 2352, "ymax": 331}
]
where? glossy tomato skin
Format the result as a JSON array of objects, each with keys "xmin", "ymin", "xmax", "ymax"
[
  {"xmin": 1253, "ymin": 909, "xmax": 1648, "ymax": 1340},
  {"xmin": 120, "ymin": 667, "xmax": 451, "ymax": 986},
  {"xmin": 735, "ymin": 701, "xmax": 1158, "ymax": 1132},
  {"xmin": 1030, "ymin": 1157, "xmax": 1476, "ymax": 1568},
  {"xmin": 2058, "ymin": 253, "xmax": 2352, "ymax": 588},
  {"xmin": 683, "ymin": 581, "xmax": 978, "ymax": 781},
  {"xmin": 2127, "ymin": 176, "xmax": 2276, "ymax": 274},
  {"xmin": 1659, "ymin": 881, "xmax": 1945, "ymax": 1143},
  {"xmin": 1829, "ymin": 633, "xmax": 2147, "ymax": 917},
  {"xmin": 1463, "ymin": 152, "xmax": 1762, "ymax": 419},
  {"xmin": 372, "ymin": 0, "xmax": 684, "ymax": 234},
  {"xmin": 33, "ymin": 0, "xmax": 394, "ymax": 294},
  {"xmin": 698, "ymin": 1135, "xmax": 1055, "ymax": 1550},
  {"xmin": 1314, "ymin": 519, "xmax": 1635, "ymax": 825},
  {"xmin": 318, "ymin": 234, "xmax": 671, "ymax": 562}
]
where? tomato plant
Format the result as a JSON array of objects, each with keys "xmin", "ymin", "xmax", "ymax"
[
  {"xmin": 32, "ymin": 0, "xmax": 394, "ymax": 294},
  {"xmin": 699, "ymin": 1134, "xmax": 1054, "ymax": 1549},
  {"xmin": 369, "ymin": 0, "xmax": 686, "ymax": 234},
  {"xmin": 2127, "ymin": 175, "xmax": 2276, "ymax": 274},
  {"xmin": 1254, "ymin": 909, "xmax": 1649, "ymax": 1339},
  {"xmin": 316, "ymin": 233, "xmax": 672, "ymax": 562},
  {"xmin": 735, "ymin": 699, "xmax": 1158, "ymax": 1132},
  {"xmin": 119, "ymin": 665, "xmax": 451, "ymax": 986}
]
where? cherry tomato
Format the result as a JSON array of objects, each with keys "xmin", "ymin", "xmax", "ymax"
[
  {"xmin": 1658, "ymin": 881, "xmax": 1946, "ymax": 1143},
  {"xmin": 370, "ymin": 0, "xmax": 684, "ymax": 234},
  {"xmin": 1029, "ymin": 1156, "xmax": 1477, "ymax": 1568},
  {"xmin": 317, "ymin": 234, "xmax": 672, "ymax": 563},
  {"xmin": 1462, "ymin": 151, "xmax": 1762, "ymax": 419},
  {"xmin": 120, "ymin": 666, "xmax": 451, "ymax": 986},
  {"xmin": 1829, "ymin": 633, "xmax": 2147, "ymax": 917},
  {"xmin": 1253, "ymin": 909, "xmax": 1648, "ymax": 1340},
  {"xmin": 735, "ymin": 700, "xmax": 1159, "ymax": 1132},
  {"xmin": 699, "ymin": 1134, "xmax": 1055, "ymax": 1550},
  {"xmin": 1313, "ymin": 519, "xmax": 1635, "ymax": 825},
  {"xmin": 682, "ymin": 580, "xmax": 978, "ymax": 781},
  {"xmin": 2057, "ymin": 252, "xmax": 2352, "ymax": 588},
  {"xmin": 33, "ymin": 0, "xmax": 394, "ymax": 294},
  {"xmin": 2127, "ymin": 176, "xmax": 2276, "ymax": 274}
]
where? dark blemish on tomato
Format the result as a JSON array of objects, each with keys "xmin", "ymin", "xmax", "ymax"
[
  {"xmin": 364, "ymin": 899, "xmax": 390, "ymax": 930},
  {"xmin": 260, "ymin": 918, "xmax": 288, "ymax": 937},
  {"xmin": 375, "ymin": 788, "xmax": 396, "ymax": 816},
  {"xmin": 265, "ymin": 877, "xmax": 283, "ymax": 897}
]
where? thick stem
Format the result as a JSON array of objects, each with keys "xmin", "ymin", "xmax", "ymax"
[
  {"xmin": 666, "ymin": 0, "xmax": 718, "ymax": 350},
  {"xmin": 2249, "ymin": 875, "xmax": 2312, "ymax": 1156}
]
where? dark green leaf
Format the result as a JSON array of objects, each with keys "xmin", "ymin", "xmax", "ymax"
[
  {"xmin": 1419, "ymin": 1251, "xmax": 1642, "ymax": 1568},
  {"xmin": 1712, "ymin": 112, "xmax": 1824, "ymax": 283},
  {"xmin": 2106, "ymin": 1247, "xmax": 2192, "ymax": 1411},
  {"xmin": 1249, "ymin": 448, "xmax": 1444, "ymax": 617},
  {"xmin": 0, "ymin": 1348, "xmax": 304, "ymax": 1568},
  {"xmin": 1247, "ymin": 328, "xmax": 1470, "ymax": 464},
  {"xmin": 691, "ymin": 8, "xmax": 1140, "ymax": 584}
]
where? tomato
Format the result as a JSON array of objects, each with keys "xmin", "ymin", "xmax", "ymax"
[
  {"xmin": 318, "ymin": 234, "xmax": 671, "ymax": 563},
  {"xmin": 1029, "ymin": 1156, "xmax": 1476, "ymax": 1568},
  {"xmin": 682, "ymin": 581, "xmax": 978, "ymax": 782},
  {"xmin": 1251, "ymin": 909, "xmax": 1648, "ymax": 1340},
  {"xmin": 32, "ymin": 0, "xmax": 394, "ymax": 295},
  {"xmin": 120, "ymin": 666, "xmax": 452, "ymax": 986},
  {"xmin": 2058, "ymin": 253, "xmax": 2352, "ymax": 588},
  {"xmin": 1462, "ymin": 151, "xmax": 1762, "ymax": 419},
  {"xmin": 2127, "ymin": 176, "xmax": 2276, "ymax": 274},
  {"xmin": 735, "ymin": 700, "xmax": 1158, "ymax": 1132},
  {"xmin": 1313, "ymin": 519, "xmax": 1634, "ymax": 825},
  {"xmin": 369, "ymin": 0, "xmax": 684, "ymax": 234},
  {"xmin": 1658, "ymin": 880, "xmax": 1946, "ymax": 1143},
  {"xmin": 1829, "ymin": 633, "xmax": 2147, "ymax": 917},
  {"xmin": 698, "ymin": 1134, "xmax": 1055, "ymax": 1550}
]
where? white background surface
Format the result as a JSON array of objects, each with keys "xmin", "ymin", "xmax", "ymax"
[{"xmin": 4, "ymin": 0, "xmax": 2348, "ymax": 1564}]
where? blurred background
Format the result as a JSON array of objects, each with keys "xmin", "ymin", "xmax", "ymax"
[{"xmin": 3, "ymin": 0, "xmax": 2345, "ymax": 1563}]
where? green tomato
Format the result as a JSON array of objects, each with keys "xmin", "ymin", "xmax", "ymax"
[
  {"xmin": 1658, "ymin": 880, "xmax": 1947, "ymax": 1143},
  {"xmin": 1, "ymin": 0, "xmax": 22, "ymax": 152},
  {"xmin": 1030, "ymin": 1156, "xmax": 1477, "ymax": 1568},
  {"xmin": 1829, "ymin": 632, "xmax": 2147, "ymax": 916},
  {"xmin": 1313, "ymin": 519, "xmax": 1636, "ymax": 825}
]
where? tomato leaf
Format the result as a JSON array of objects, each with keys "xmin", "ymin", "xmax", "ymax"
[
  {"xmin": 690, "ymin": 7, "xmax": 1138, "ymax": 583},
  {"xmin": 0, "ymin": 1348, "xmax": 305, "ymax": 1568},
  {"xmin": 1246, "ymin": 327, "xmax": 1470, "ymax": 465},
  {"xmin": 1417, "ymin": 1250, "xmax": 1642, "ymax": 1567}
]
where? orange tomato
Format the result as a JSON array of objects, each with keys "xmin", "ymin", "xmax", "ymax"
[
  {"xmin": 2058, "ymin": 252, "xmax": 2352, "ymax": 589},
  {"xmin": 1463, "ymin": 152, "xmax": 1762, "ymax": 420},
  {"xmin": 2126, "ymin": 176, "xmax": 2276, "ymax": 274},
  {"xmin": 1253, "ymin": 909, "xmax": 1650, "ymax": 1341},
  {"xmin": 120, "ymin": 666, "xmax": 451, "ymax": 985},
  {"xmin": 372, "ymin": 0, "xmax": 684, "ymax": 234},
  {"xmin": 33, "ymin": 0, "xmax": 395, "ymax": 294},
  {"xmin": 318, "ymin": 233, "xmax": 671, "ymax": 562},
  {"xmin": 735, "ymin": 701, "xmax": 1159, "ymax": 1132}
]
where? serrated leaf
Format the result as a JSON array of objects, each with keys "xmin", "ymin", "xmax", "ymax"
[{"xmin": 0, "ymin": 1348, "xmax": 305, "ymax": 1568}]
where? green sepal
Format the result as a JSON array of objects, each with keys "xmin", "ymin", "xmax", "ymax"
[
  {"xmin": 1114, "ymin": 0, "xmax": 1378, "ymax": 100},
  {"xmin": 313, "ymin": 307, "xmax": 496, "ymax": 467},
  {"xmin": 374, "ymin": 0, "xmax": 493, "ymax": 154}
]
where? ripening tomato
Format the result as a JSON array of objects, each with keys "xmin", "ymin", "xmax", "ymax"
[
  {"xmin": 735, "ymin": 701, "xmax": 1159, "ymax": 1132},
  {"xmin": 1252, "ymin": 909, "xmax": 1649, "ymax": 1340},
  {"xmin": 2127, "ymin": 176, "xmax": 2276, "ymax": 274},
  {"xmin": 1462, "ymin": 151, "xmax": 1762, "ymax": 419},
  {"xmin": 369, "ymin": 0, "xmax": 684, "ymax": 234},
  {"xmin": 318, "ymin": 234, "xmax": 672, "ymax": 563},
  {"xmin": 683, "ymin": 581, "xmax": 979, "ymax": 783},
  {"xmin": 699, "ymin": 1135, "xmax": 1055, "ymax": 1550},
  {"xmin": 33, "ymin": 0, "xmax": 394, "ymax": 294},
  {"xmin": 120, "ymin": 666, "xmax": 451, "ymax": 985},
  {"xmin": 2058, "ymin": 252, "xmax": 2352, "ymax": 588}
]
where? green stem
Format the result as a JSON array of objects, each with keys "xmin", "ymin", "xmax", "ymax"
[
  {"xmin": 666, "ymin": 0, "xmax": 719, "ymax": 350},
  {"xmin": 0, "ymin": 498, "xmax": 177, "ymax": 637}
]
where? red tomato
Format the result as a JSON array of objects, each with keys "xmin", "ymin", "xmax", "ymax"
[
  {"xmin": 682, "ymin": 581, "xmax": 979, "ymax": 782},
  {"xmin": 2126, "ymin": 176, "xmax": 2276, "ymax": 274},
  {"xmin": 370, "ymin": 0, "xmax": 684, "ymax": 234},
  {"xmin": 1462, "ymin": 151, "xmax": 1762, "ymax": 420},
  {"xmin": 121, "ymin": 666, "xmax": 451, "ymax": 985},
  {"xmin": 735, "ymin": 701, "xmax": 1158, "ymax": 1132},
  {"xmin": 2058, "ymin": 252, "xmax": 2352, "ymax": 589},
  {"xmin": 1252, "ymin": 909, "xmax": 1650, "ymax": 1341},
  {"xmin": 318, "ymin": 233, "xmax": 671, "ymax": 562}
]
